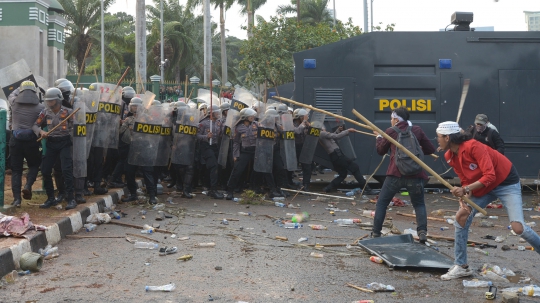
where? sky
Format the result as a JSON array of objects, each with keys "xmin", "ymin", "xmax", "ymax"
[{"xmin": 110, "ymin": 0, "xmax": 539, "ymax": 38}]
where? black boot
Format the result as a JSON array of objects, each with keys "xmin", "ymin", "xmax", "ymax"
[
  {"xmin": 182, "ymin": 186, "xmax": 193, "ymax": 199},
  {"xmin": 54, "ymin": 192, "xmax": 66, "ymax": 204},
  {"xmin": 22, "ymin": 184, "xmax": 32, "ymax": 200},
  {"xmin": 75, "ymin": 194, "xmax": 86, "ymax": 204},
  {"xmin": 39, "ymin": 197, "xmax": 58, "ymax": 209},
  {"xmin": 107, "ymin": 181, "xmax": 125, "ymax": 188},
  {"xmin": 11, "ymin": 197, "xmax": 22, "ymax": 207},
  {"xmin": 269, "ymin": 190, "xmax": 284, "ymax": 198},
  {"xmin": 121, "ymin": 195, "xmax": 138, "ymax": 203},
  {"xmin": 323, "ymin": 184, "xmax": 336, "ymax": 193},
  {"xmin": 208, "ymin": 190, "xmax": 223, "ymax": 199},
  {"xmin": 167, "ymin": 182, "xmax": 176, "ymax": 189},
  {"xmin": 149, "ymin": 194, "xmax": 157, "ymax": 205},
  {"xmin": 94, "ymin": 186, "xmax": 108, "ymax": 195},
  {"xmin": 65, "ymin": 198, "xmax": 77, "ymax": 210},
  {"xmin": 225, "ymin": 192, "xmax": 234, "ymax": 200},
  {"xmin": 362, "ymin": 185, "xmax": 376, "ymax": 195}
]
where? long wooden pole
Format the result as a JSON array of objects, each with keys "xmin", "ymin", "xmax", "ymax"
[
  {"xmin": 37, "ymin": 108, "xmax": 81, "ymax": 142},
  {"xmin": 185, "ymin": 75, "xmax": 188, "ymax": 101},
  {"xmin": 351, "ymin": 108, "xmax": 487, "ymax": 215},
  {"xmin": 73, "ymin": 43, "xmax": 92, "ymax": 101},
  {"xmin": 107, "ymin": 66, "xmax": 131, "ymax": 102},
  {"xmin": 274, "ymin": 96, "xmax": 438, "ymax": 159},
  {"xmin": 456, "ymin": 79, "xmax": 470, "ymax": 124}
]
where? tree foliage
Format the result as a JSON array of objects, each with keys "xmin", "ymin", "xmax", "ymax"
[
  {"xmin": 239, "ymin": 16, "xmax": 361, "ymax": 87},
  {"xmin": 277, "ymin": 0, "xmax": 333, "ymax": 26}
]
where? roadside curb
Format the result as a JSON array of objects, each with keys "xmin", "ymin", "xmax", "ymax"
[{"xmin": 0, "ymin": 188, "xmax": 124, "ymax": 278}]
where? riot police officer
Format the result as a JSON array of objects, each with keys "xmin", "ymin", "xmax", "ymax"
[
  {"xmin": 85, "ymin": 83, "xmax": 108, "ymax": 196},
  {"xmin": 293, "ymin": 108, "xmax": 312, "ymax": 191},
  {"xmin": 9, "ymin": 81, "xmax": 44, "ymax": 207},
  {"xmin": 198, "ymin": 104, "xmax": 224, "ymax": 199},
  {"xmin": 33, "ymin": 88, "xmax": 77, "ymax": 210}
]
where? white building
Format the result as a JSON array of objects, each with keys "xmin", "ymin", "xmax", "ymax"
[{"xmin": 524, "ymin": 11, "xmax": 540, "ymax": 31}]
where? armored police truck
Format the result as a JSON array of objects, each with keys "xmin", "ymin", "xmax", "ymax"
[{"xmin": 291, "ymin": 13, "xmax": 540, "ymax": 180}]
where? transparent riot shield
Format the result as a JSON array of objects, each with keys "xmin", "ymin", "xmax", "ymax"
[
  {"xmin": 171, "ymin": 107, "xmax": 199, "ymax": 166},
  {"xmin": 299, "ymin": 112, "xmax": 326, "ymax": 164},
  {"xmin": 327, "ymin": 109, "xmax": 356, "ymax": 160},
  {"xmin": 217, "ymin": 109, "xmax": 239, "ymax": 168},
  {"xmin": 0, "ymin": 59, "xmax": 36, "ymax": 100},
  {"xmin": 155, "ymin": 103, "xmax": 173, "ymax": 166},
  {"xmin": 128, "ymin": 102, "xmax": 162, "ymax": 166},
  {"xmin": 280, "ymin": 113, "xmax": 298, "ymax": 171},
  {"xmin": 83, "ymin": 90, "xmax": 100, "ymax": 159},
  {"xmin": 92, "ymin": 83, "xmax": 122, "ymax": 149},
  {"xmin": 72, "ymin": 99, "xmax": 87, "ymax": 178},
  {"xmin": 254, "ymin": 113, "xmax": 277, "ymax": 173}
]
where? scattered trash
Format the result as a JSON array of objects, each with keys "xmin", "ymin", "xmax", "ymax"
[
  {"xmin": 284, "ymin": 223, "xmax": 303, "ymax": 229},
  {"xmin": 221, "ymin": 219, "xmax": 229, "ymax": 225},
  {"xmin": 233, "ymin": 198, "xmax": 241, "ymax": 202},
  {"xmin": 140, "ymin": 229, "xmax": 153, "ymax": 234},
  {"xmin": 197, "ymin": 242, "xmax": 216, "ymax": 247},
  {"xmin": 55, "ymin": 205, "xmax": 63, "ymax": 210},
  {"xmin": 488, "ymin": 216, "xmax": 499, "ymax": 219},
  {"xmin": 84, "ymin": 223, "xmax": 97, "ymax": 232},
  {"xmin": 308, "ymin": 224, "xmax": 327, "ymax": 230},
  {"xmin": 292, "ymin": 212, "xmax": 309, "ymax": 223},
  {"xmin": 238, "ymin": 212, "xmax": 251, "ymax": 216},
  {"xmin": 152, "ymin": 203, "xmax": 165, "ymax": 210},
  {"xmin": 170, "ymin": 234, "xmax": 177, "ymax": 238},
  {"xmin": 495, "ymin": 236, "xmax": 505, "ymax": 243},
  {"xmin": 366, "ymin": 282, "xmax": 395, "ymax": 292},
  {"xmin": 138, "ymin": 210, "xmax": 147, "ymax": 215},
  {"xmin": 479, "ymin": 220, "xmax": 494, "ymax": 227},
  {"xmin": 0, "ymin": 212, "xmax": 47, "ymax": 237},
  {"xmin": 159, "ymin": 246, "xmax": 178, "ymax": 256},
  {"xmin": 462, "ymin": 280, "xmax": 492, "ymax": 288},
  {"xmin": 370, "ymin": 256, "xmax": 383, "ymax": 264},
  {"xmin": 214, "ymin": 266, "xmax": 222, "ymax": 270},
  {"xmin": 145, "ymin": 283, "xmax": 176, "ymax": 292},
  {"xmin": 351, "ymin": 300, "xmax": 374, "ymax": 303},
  {"xmin": 526, "ymin": 221, "xmax": 537, "ymax": 227},
  {"xmin": 39, "ymin": 245, "xmax": 59, "ymax": 260},
  {"xmin": 298, "ymin": 237, "xmax": 309, "ymax": 243},
  {"xmin": 362, "ymin": 210, "xmax": 375, "ymax": 217},
  {"xmin": 272, "ymin": 197, "xmax": 285, "ymax": 202},
  {"xmin": 486, "ymin": 203, "xmax": 503, "ymax": 209},
  {"xmin": 517, "ymin": 245, "xmax": 534, "ymax": 251},
  {"xmin": 474, "ymin": 247, "xmax": 489, "ymax": 256},
  {"xmin": 134, "ymin": 242, "xmax": 158, "ymax": 249},
  {"xmin": 275, "ymin": 236, "xmax": 288, "ymax": 241},
  {"xmin": 178, "ymin": 236, "xmax": 190, "ymax": 241},
  {"xmin": 310, "ymin": 252, "xmax": 323, "ymax": 258},
  {"xmin": 19, "ymin": 252, "xmax": 43, "ymax": 272},
  {"xmin": 214, "ymin": 203, "xmax": 218, "ymax": 207},
  {"xmin": 446, "ymin": 218, "xmax": 455, "ymax": 224},
  {"xmin": 17, "ymin": 270, "xmax": 31, "ymax": 276},
  {"xmin": 500, "ymin": 285, "xmax": 540, "ymax": 297},
  {"xmin": 326, "ymin": 207, "xmax": 349, "ymax": 212},
  {"xmin": 86, "ymin": 213, "xmax": 111, "ymax": 224},
  {"xmin": 177, "ymin": 254, "xmax": 193, "ymax": 261},
  {"xmin": 403, "ymin": 228, "xmax": 418, "ymax": 237},
  {"xmin": 275, "ymin": 202, "xmax": 286, "ymax": 207},
  {"xmin": 440, "ymin": 226, "xmax": 449, "ymax": 231},
  {"xmin": 155, "ymin": 211, "xmax": 165, "ymax": 221},
  {"xmin": 334, "ymin": 219, "xmax": 361, "ymax": 225}
]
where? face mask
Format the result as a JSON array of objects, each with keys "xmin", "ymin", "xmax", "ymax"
[{"xmin": 476, "ymin": 124, "xmax": 487, "ymax": 133}]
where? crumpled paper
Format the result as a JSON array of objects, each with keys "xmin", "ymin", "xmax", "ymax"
[{"xmin": 0, "ymin": 212, "xmax": 47, "ymax": 237}]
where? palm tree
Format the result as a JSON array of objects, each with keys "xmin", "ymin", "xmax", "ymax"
[
  {"xmin": 277, "ymin": 0, "xmax": 333, "ymax": 26},
  {"xmin": 236, "ymin": 0, "xmax": 267, "ymax": 38},
  {"xmin": 59, "ymin": 0, "xmax": 128, "ymax": 74},
  {"xmin": 186, "ymin": 0, "xmax": 235, "ymax": 84}
]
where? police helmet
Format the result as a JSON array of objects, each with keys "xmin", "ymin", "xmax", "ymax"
[
  {"xmin": 277, "ymin": 104, "xmax": 288, "ymax": 114},
  {"xmin": 129, "ymin": 97, "xmax": 143, "ymax": 113},
  {"xmin": 44, "ymin": 87, "xmax": 63, "ymax": 101},
  {"xmin": 252, "ymin": 101, "xmax": 262, "ymax": 112},
  {"xmin": 240, "ymin": 108, "xmax": 257, "ymax": 120},
  {"xmin": 288, "ymin": 107, "xmax": 293, "ymax": 113},
  {"xmin": 265, "ymin": 108, "xmax": 279, "ymax": 117},
  {"xmin": 151, "ymin": 100, "xmax": 161, "ymax": 106},
  {"xmin": 122, "ymin": 86, "xmax": 136, "ymax": 99},
  {"xmin": 88, "ymin": 83, "xmax": 98, "ymax": 91},
  {"xmin": 209, "ymin": 104, "xmax": 222, "ymax": 119},
  {"xmin": 20, "ymin": 80, "xmax": 37, "ymax": 93},
  {"xmin": 54, "ymin": 78, "xmax": 74, "ymax": 94},
  {"xmin": 198, "ymin": 103, "xmax": 208, "ymax": 110},
  {"xmin": 220, "ymin": 103, "xmax": 230, "ymax": 112},
  {"xmin": 293, "ymin": 108, "xmax": 308, "ymax": 119},
  {"xmin": 177, "ymin": 101, "xmax": 187, "ymax": 108}
]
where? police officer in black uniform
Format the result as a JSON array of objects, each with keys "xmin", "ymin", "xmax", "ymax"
[
  {"xmin": 33, "ymin": 88, "xmax": 77, "ymax": 210},
  {"xmin": 8, "ymin": 81, "xmax": 44, "ymax": 207},
  {"xmin": 292, "ymin": 108, "xmax": 313, "ymax": 191},
  {"xmin": 197, "ymin": 104, "xmax": 224, "ymax": 199}
]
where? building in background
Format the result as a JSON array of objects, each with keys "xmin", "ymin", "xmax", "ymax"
[
  {"xmin": 0, "ymin": 0, "xmax": 67, "ymax": 87},
  {"xmin": 524, "ymin": 11, "xmax": 540, "ymax": 31}
]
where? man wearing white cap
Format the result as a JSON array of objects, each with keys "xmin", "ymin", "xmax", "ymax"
[{"xmin": 436, "ymin": 121, "xmax": 540, "ymax": 280}]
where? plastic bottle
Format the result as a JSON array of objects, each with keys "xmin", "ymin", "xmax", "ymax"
[
  {"xmin": 197, "ymin": 242, "xmax": 216, "ymax": 247},
  {"xmin": 17, "ymin": 270, "xmax": 31, "ymax": 276},
  {"xmin": 362, "ymin": 210, "xmax": 375, "ymax": 217},
  {"xmin": 152, "ymin": 203, "xmax": 165, "ymax": 210},
  {"xmin": 141, "ymin": 229, "xmax": 153, "ymax": 234},
  {"xmin": 275, "ymin": 202, "xmax": 286, "ymax": 207},
  {"xmin": 143, "ymin": 224, "xmax": 154, "ymax": 231},
  {"xmin": 284, "ymin": 223, "xmax": 303, "ymax": 229},
  {"xmin": 221, "ymin": 219, "xmax": 229, "ymax": 225},
  {"xmin": 273, "ymin": 197, "xmax": 285, "ymax": 201},
  {"xmin": 233, "ymin": 198, "xmax": 241, "ymax": 202},
  {"xmin": 134, "ymin": 242, "xmax": 158, "ymax": 249},
  {"xmin": 370, "ymin": 256, "xmax": 383, "ymax": 264},
  {"xmin": 334, "ymin": 219, "xmax": 361, "ymax": 225},
  {"xmin": 298, "ymin": 237, "xmax": 309, "ymax": 242},
  {"xmin": 367, "ymin": 282, "xmax": 395, "ymax": 291},
  {"xmin": 488, "ymin": 216, "xmax": 499, "ymax": 219},
  {"xmin": 309, "ymin": 224, "xmax": 327, "ymax": 230},
  {"xmin": 238, "ymin": 212, "xmax": 251, "ymax": 216},
  {"xmin": 462, "ymin": 280, "xmax": 492, "ymax": 288},
  {"xmin": 84, "ymin": 223, "xmax": 97, "ymax": 232},
  {"xmin": 522, "ymin": 285, "xmax": 540, "ymax": 297},
  {"xmin": 446, "ymin": 218, "xmax": 455, "ymax": 224},
  {"xmin": 138, "ymin": 210, "xmax": 147, "ymax": 215},
  {"xmin": 440, "ymin": 226, "xmax": 449, "ymax": 231},
  {"xmin": 474, "ymin": 247, "xmax": 489, "ymax": 255},
  {"xmin": 310, "ymin": 252, "xmax": 324, "ymax": 258},
  {"xmin": 110, "ymin": 211, "xmax": 121, "ymax": 219},
  {"xmin": 351, "ymin": 300, "xmax": 374, "ymax": 303},
  {"xmin": 145, "ymin": 283, "xmax": 176, "ymax": 292}
]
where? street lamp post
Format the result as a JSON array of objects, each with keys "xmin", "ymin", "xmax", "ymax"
[
  {"xmin": 101, "ymin": 0, "xmax": 104, "ymax": 82},
  {"xmin": 160, "ymin": 0, "xmax": 164, "ymax": 84}
]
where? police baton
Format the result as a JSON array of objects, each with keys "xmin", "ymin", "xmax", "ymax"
[
  {"xmin": 352, "ymin": 108, "xmax": 487, "ymax": 215},
  {"xmin": 37, "ymin": 108, "xmax": 81, "ymax": 142}
]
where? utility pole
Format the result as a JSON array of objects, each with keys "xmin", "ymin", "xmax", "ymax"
[
  {"xmin": 371, "ymin": 0, "xmax": 374, "ymax": 32},
  {"xmin": 101, "ymin": 0, "xmax": 104, "ymax": 82},
  {"xmin": 204, "ymin": 0, "xmax": 211, "ymax": 84},
  {"xmin": 220, "ymin": 3, "xmax": 228, "ymax": 84},
  {"xmin": 297, "ymin": 0, "xmax": 300, "ymax": 22},
  {"xmin": 135, "ymin": 0, "xmax": 147, "ymax": 92},
  {"xmin": 160, "ymin": 0, "xmax": 164, "ymax": 84},
  {"xmin": 333, "ymin": 0, "xmax": 336, "ymax": 27},
  {"xmin": 363, "ymin": 0, "xmax": 368, "ymax": 33}
]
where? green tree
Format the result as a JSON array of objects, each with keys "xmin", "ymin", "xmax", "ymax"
[
  {"xmin": 59, "ymin": 0, "xmax": 128, "ymax": 75},
  {"xmin": 236, "ymin": 0, "xmax": 268, "ymax": 38},
  {"xmin": 277, "ymin": 0, "xmax": 333, "ymax": 26},
  {"xmin": 239, "ymin": 16, "xmax": 361, "ymax": 87}
]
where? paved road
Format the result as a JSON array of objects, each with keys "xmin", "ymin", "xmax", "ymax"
[{"xmin": 2, "ymin": 189, "xmax": 539, "ymax": 303}]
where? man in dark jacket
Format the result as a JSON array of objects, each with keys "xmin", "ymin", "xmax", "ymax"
[
  {"xmin": 469, "ymin": 114, "xmax": 505, "ymax": 154},
  {"xmin": 372, "ymin": 107, "xmax": 436, "ymax": 243}
]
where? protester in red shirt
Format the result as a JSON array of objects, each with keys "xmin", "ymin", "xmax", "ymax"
[{"xmin": 435, "ymin": 121, "xmax": 540, "ymax": 281}]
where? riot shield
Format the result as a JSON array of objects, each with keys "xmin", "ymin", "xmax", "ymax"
[
  {"xmin": 83, "ymin": 90, "xmax": 100, "ymax": 159},
  {"xmin": 195, "ymin": 89, "xmax": 219, "ymax": 105},
  {"xmin": 171, "ymin": 107, "xmax": 198, "ymax": 166},
  {"xmin": 72, "ymin": 99, "xmax": 87, "ymax": 178},
  {"xmin": 327, "ymin": 109, "xmax": 356, "ymax": 160},
  {"xmin": 280, "ymin": 113, "xmax": 298, "ymax": 171},
  {"xmin": 0, "ymin": 59, "xmax": 36, "ymax": 100},
  {"xmin": 155, "ymin": 103, "xmax": 173, "ymax": 166},
  {"xmin": 92, "ymin": 83, "xmax": 122, "ymax": 149},
  {"xmin": 128, "ymin": 101, "xmax": 162, "ymax": 166},
  {"xmin": 299, "ymin": 112, "xmax": 326, "ymax": 164},
  {"xmin": 254, "ymin": 113, "xmax": 276, "ymax": 173},
  {"xmin": 233, "ymin": 87, "xmax": 257, "ymax": 107},
  {"xmin": 217, "ymin": 109, "xmax": 239, "ymax": 168}
]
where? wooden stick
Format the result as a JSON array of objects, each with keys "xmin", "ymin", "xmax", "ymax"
[
  {"xmin": 281, "ymin": 188, "xmax": 354, "ymax": 200},
  {"xmin": 350, "ymin": 129, "xmax": 377, "ymax": 137},
  {"xmin": 109, "ymin": 221, "xmax": 173, "ymax": 234},
  {"xmin": 66, "ymin": 235, "xmax": 124, "ymax": 239},
  {"xmin": 73, "ymin": 43, "xmax": 92, "ymax": 101},
  {"xmin": 352, "ymin": 109, "xmax": 487, "ymax": 216},
  {"xmin": 346, "ymin": 283, "xmax": 374, "ymax": 293},
  {"xmin": 94, "ymin": 69, "xmax": 99, "ymax": 83},
  {"xmin": 187, "ymin": 88, "xmax": 195, "ymax": 100},
  {"xmin": 126, "ymin": 232, "xmax": 160, "ymax": 243},
  {"xmin": 107, "ymin": 66, "xmax": 131, "ymax": 102},
  {"xmin": 37, "ymin": 108, "xmax": 81, "ymax": 142},
  {"xmin": 185, "ymin": 75, "xmax": 188, "ymax": 101},
  {"xmin": 456, "ymin": 79, "xmax": 470, "ymax": 124},
  {"xmin": 397, "ymin": 211, "xmax": 446, "ymax": 222},
  {"xmin": 427, "ymin": 234, "xmax": 487, "ymax": 245},
  {"xmin": 306, "ymin": 243, "xmax": 348, "ymax": 247}
]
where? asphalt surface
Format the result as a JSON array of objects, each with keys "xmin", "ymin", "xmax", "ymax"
[{"xmin": 1, "ymin": 186, "xmax": 540, "ymax": 303}]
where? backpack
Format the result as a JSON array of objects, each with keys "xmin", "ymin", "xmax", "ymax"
[{"xmin": 391, "ymin": 126, "xmax": 424, "ymax": 176}]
